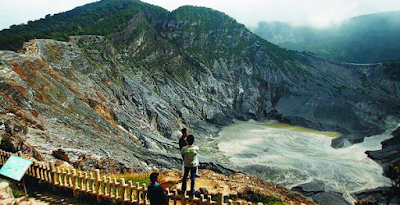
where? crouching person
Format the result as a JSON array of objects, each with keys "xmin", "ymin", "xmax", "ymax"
[
  {"xmin": 148, "ymin": 172, "xmax": 168, "ymax": 205},
  {"xmin": 181, "ymin": 135, "xmax": 199, "ymax": 197}
]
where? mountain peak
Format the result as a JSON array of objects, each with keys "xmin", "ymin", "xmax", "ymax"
[{"xmin": 0, "ymin": 0, "xmax": 167, "ymax": 51}]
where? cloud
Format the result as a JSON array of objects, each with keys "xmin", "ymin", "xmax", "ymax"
[{"xmin": 0, "ymin": 0, "xmax": 399, "ymax": 30}]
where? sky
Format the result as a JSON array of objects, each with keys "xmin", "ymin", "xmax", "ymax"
[{"xmin": 0, "ymin": 0, "xmax": 399, "ymax": 30}]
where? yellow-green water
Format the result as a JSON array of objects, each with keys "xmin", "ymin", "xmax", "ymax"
[{"xmin": 264, "ymin": 122, "xmax": 341, "ymax": 137}]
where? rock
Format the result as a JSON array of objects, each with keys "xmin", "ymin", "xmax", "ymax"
[
  {"xmin": 366, "ymin": 127, "xmax": 400, "ymax": 178},
  {"xmin": 291, "ymin": 180, "xmax": 350, "ymax": 205},
  {"xmin": 312, "ymin": 192, "xmax": 350, "ymax": 205},
  {"xmin": 331, "ymin": 133, "xmax": 364, "ymax": 148},
  {"xmin": 0, "ymin": 182, "xmax": 13, "ymax": 199},
  {"xmin": 352, "ymin": 187, "xmax": 399, "ymax": 205},
  {"xmin": 0, "ymin": 136, "xmax": 18, "ymax": 153},
  {"xmin": 52, "ymin": 149, "xmax": 70, "ymax": 162},
  {"xmin": 73, "ymin": 154, "xmax": 131, "ymax": 173},
  {"xmin": 292, "ymin": 180, "xmax": 326, "ymax": 193}
]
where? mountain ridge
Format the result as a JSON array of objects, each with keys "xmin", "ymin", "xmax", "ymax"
[{"xmin": 252, "ymin": 11, "xmax": 400, "ymax": 63}]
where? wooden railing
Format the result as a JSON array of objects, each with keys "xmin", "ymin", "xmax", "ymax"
[{"xmin": 0, "ymin": 149, "xmax": 258, "ymax": 205}]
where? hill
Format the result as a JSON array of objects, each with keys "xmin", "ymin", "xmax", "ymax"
[
  {"xmin": 252, "ymin": 11, "xmax": 400, "ymax": 63},
  {"xmin": 0, "ymin": 0, "xmax": 168, "ymax": 51}
]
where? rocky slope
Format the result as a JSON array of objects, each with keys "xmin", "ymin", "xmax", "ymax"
[{"xmin": 0, "ymin": 4, "xmax": 399, "ymax": 204}]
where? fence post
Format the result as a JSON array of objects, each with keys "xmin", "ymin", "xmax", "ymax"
[
  {"xmin": 207, "ymin": 195, "xmax": 212, "ymax": 205},
  {"xmin": 107, "ymin": 176, "xmax": 112, "ymax": 198},
  {"xmin": 50, "ymin": 163, "xmax": 57, "ymax": 192},
  {"xmin": 62, "ymin": 168, "xmax": 67, "ymax": 187},
  {"xmin": 166, "ymin": 188, "xmax": 170, "ymax": 205},
  {"xmin": 95, "ymin": 169, "xmax": 101, "ymax": 202},
  {"xmin": 143, "ymin": 183, "xmax": 148, "ymax": 205},
  {"xmin": 47, "ymin": 162, "xmax": 52, "ymax": 182},
  {"xmin": 182, "ymin": 191, "xmax": 187, "ymax": 205},
  {"xmin": 128, "ymin": 181, "xmax": 134, "ymax": 203},
  {"xmin": 120, "ymin": 178, "xmax": 126, "ymax": 204},
  {"xmin": 35, "ymin": 162, "xmax": 41, "ymax": 180},
  {"xmin": 113, "ymin": 177, "xmax": 118, "ymax": 199},
  {"xmin": 67, "ymin": 168, "xmax": 72, "ymax": 187},
  {"xmin": 103, "ymin": 176, "xmax": 108, "ymax": 198},
  {"xmin": 217, "ymin": 193, "xmax": 224, "ymax": 205},
  {"xmin": 80, "ymin": 172, "xmax": 85, "ymax": 193},
  {"xmin": 200, "ymin": 194, "xmax": 204, "ymax": 205},
  {"xmin": 89, "ymin": 172, "xmax": 94, "ymax": 193},
  {"xmin": 173, "ymin": 189, "xmax": 178, "ymax": 205},
  {"xmin": 72, "ymin": 169, "xmax": 78, "ymax": 198},
  {"xmin": 136, "ymin": 182, "xmax": 140, "ymax": 204}
]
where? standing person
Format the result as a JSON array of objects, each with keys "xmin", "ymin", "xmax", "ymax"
[
  {"xmin": 179, "ymin": 128, "xmax": 189, "ymax": 172},
  {"xmin": 147, "ymin": 172, "xmax": 168, "ymax": 205},
  {"xmin": 181, "ymin": 135, "xmax": 199, "ymax": 196},
  {"xmin": 179, "ymin": 128, "xmax": 200, "ymax": 177}
]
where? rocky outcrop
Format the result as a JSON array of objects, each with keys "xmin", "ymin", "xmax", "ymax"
[
  {"xmin": 52, "ymin": 149, "xmax": 70, "ymax": 162},
  {"xmin": 291, "ymin": 180, "xmax": 350, "ymax": 205},
  {"xmin": 352, "ymin": 187, "xmax": 399, "ymax": 205},
  {"xmin": 367, "ymin": 127, "xmax": 400, "ymax": 177},
  {"xmin": 331, "ymin": 133, "xmax": 364, "ymax": 148}
]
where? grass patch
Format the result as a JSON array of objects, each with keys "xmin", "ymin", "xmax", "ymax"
[
  {"xmin": 111, "ymin": 172, "xmax": 151, "ymax": 186},
  {"xmin": 265, "ymin": 123, "xmax": 341, "ymax": 138},
  {"xmin": 236, "ymin": 188, "xmax": 284, "ymax": 205}
]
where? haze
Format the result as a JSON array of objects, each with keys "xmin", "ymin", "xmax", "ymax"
[{"xmin": 0, "ymin": 0, "xmax": 399, "ymax": 30}]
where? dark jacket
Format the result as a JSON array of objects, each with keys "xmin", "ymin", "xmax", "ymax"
[
  {"xmin": 147, "ymin": 183, "xmax": 168, "ymax": 205},
  {"xmin": 179, "ymin": 136, "xmax": 187, "ymax": 150}
]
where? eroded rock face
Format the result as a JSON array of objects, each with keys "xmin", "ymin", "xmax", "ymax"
[
  {"xmin": 352, "ymin": 187, "xmax": 399, "ymax": 205},
  {"xmin": 367, "ymin": 127, "xmax": 400, "ymax": 176},
  {"xmin": 291, "ymin": 180, "xmax": 350, "ymax": 205},
  {"xmin": 0, "ymin": 8, "xmax": 399, "ymax": 172}
]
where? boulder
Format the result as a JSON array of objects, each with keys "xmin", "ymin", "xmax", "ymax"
[
  {"xmin": 0, "ymin": 182, "xmax": 13, "ymax": 199},
  {"xmin": 331, "ymin": 133, "xmax": 364, "ymax": 149},
  {"xmin": 52, "ymin": 149, "xmax": 70, "ymax": 162}
]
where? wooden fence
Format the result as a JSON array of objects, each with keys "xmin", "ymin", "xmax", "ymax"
[{"xmin": 0, "ymin": 149, "xmax": 261, "ymax": 205}]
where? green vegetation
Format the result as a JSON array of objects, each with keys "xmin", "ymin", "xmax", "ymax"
[
  {"xmin": 168, "ymin": 6, "xmax": 292, "ymax": 67},
  {"xmin": 237, "ymin": 188, "xmax": 284, "ymax": 205},
  {"xmin": 253, "ymin": 11, "xmax": 400, "ymax": 63},
  {"xmin": 0, "ymin": 0, "xmax": 168, "ymax": 51},
  {"xmin": 111, "ymin": 171, "xmax": 151, "ymax": 186}
]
